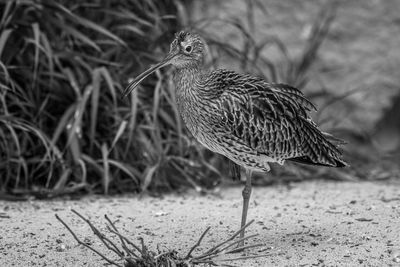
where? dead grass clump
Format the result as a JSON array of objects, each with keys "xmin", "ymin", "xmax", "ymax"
[{"xmin": 56, "ymin": 210, "xmax": 268, "ymax": 267}]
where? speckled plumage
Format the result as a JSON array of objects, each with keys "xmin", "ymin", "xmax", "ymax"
[{"xmin": 173, "ymin": 61, "xmax": 346, "ymax": 173}]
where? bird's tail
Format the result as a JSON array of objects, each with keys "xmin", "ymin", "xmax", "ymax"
[{"xmin": 289, "ymin": 121, "xmax": 348, "ymax": 167}]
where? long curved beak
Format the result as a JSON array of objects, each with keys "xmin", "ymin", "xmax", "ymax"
[{"xmin": 122, "ymin": 51, "xmax": 177, "ymax": 99}]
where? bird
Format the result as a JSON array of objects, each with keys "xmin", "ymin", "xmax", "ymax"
[{"xmin": 122, "ymin": 31, "xmax": 347, "ymax": 248}]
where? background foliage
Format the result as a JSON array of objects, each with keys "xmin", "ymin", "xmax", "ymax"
[
  {"xmin": 0, "ymin": 0, "xmax": 196, "ymax": 196},
  {"xmin": 0, "ymin": 0, "xmax": 397, "ymax": 198}
]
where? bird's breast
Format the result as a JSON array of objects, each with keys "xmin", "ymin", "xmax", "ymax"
[
  {"xmin": 176, "ymin": 90, "xmax": 215, "ymax": 138},
  {"xmin": 175, "ymin": 92, "xmax": 221, "ymax": 151},
  {"xmin": 173, "ymin": 68, "xmax": 228, "ymax": 154}
]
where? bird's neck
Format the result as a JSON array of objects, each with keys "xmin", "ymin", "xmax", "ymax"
[{"xmin": 173, "ymin": 65, "xmax": 203, "ymax": 98}]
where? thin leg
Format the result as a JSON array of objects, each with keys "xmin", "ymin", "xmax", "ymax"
[{"xmin": 238, "ymin": 169, "xmax": 252, "ymax": 248}]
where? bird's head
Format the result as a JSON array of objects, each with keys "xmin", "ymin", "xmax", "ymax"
[
  {"xmin": 122, "ymin": 31, "xmax": 204, "ymax": 98},
  {"xmin": 168, "ymin": 31, "xmax": 205, "ymax": 68}
]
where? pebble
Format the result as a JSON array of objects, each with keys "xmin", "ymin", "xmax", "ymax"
[
  {"xmin": 56, "ymin": 244, "xmax": 66, "ymax": 252},
  {"xmin": 391, "ymin": 249, "xmax": 400, "ymax": 263}
]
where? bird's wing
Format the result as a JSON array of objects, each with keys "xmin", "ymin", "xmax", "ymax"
[{"xmin": 207, "ymin": 70, "xmax": 344, "ymax": 166}]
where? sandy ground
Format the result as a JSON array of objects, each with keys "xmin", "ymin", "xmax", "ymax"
[{"xmin": 1, "ymin": 180, "xmax": 400, "ymax": 266}]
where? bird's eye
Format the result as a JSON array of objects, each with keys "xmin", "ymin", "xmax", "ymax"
[{"xmin": 185, "ymin": 45, "xmax": 192, "ymax": 53}]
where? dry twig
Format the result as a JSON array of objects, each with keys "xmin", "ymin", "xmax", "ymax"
[{"xmin": 56, "ymin": 211, "xmax": 269, "ymax": 266}]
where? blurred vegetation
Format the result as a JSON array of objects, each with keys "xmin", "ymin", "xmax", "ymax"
[
  {"xmin": 0, "ymin": 0, "xmax": 396, "ymax": 198},
  {"xmin": 0, "ymin": 0, "xmax": 202, "ymax": 197}
]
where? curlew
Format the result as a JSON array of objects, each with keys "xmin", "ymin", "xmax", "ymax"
[{"xmin": 122, "ymin": 31, "xmax": 347, "ymax": 247}]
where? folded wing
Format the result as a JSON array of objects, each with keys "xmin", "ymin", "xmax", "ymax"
[{"xmin": 207, "ymin": 70, "xmax": 346, "ymax": 167}]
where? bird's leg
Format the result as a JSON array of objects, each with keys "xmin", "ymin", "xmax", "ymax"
[{"xmin": 238, "ymin": 169, "xmax": 253, "ymax": 248}]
